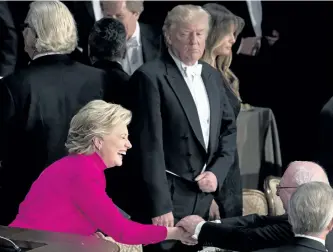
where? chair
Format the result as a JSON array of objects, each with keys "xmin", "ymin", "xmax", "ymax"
[
  {"xmin": 242, "ymin": 189, "xmax": 268, "ymax": 216},
  {"xmin": 263, "ymin": 176, "xmax": 285, "ymax": 216}
]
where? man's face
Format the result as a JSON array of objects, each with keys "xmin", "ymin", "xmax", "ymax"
[
  {"xmin": 166, "ymin": 17, "xmax": 208, "ymax": 66},
  {"xmin": 101, "ymin": 0, "xmax": 139, "ymax": 39}
]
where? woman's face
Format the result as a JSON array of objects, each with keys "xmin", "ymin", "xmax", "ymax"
[
  {"xmin": 214, "ymin": 24, "xmax": 236, "ymax": 57},
  {"xmin": 96, "ymin": 123, "xmax": 132, "ymax": 168}
]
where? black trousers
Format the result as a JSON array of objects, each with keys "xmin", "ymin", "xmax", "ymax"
[{"xmin": 132, "ymin": 175, "xmax": 213, "ymax": 252}]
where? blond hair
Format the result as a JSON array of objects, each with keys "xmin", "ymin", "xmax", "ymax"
[
  {"xmin": 202, "ymin": 4, "xmax": 244, "ymax": 100},
  {"xmin": 163, "ymin": 5, "xmax": 210, "ymax": 47},
  {"xmin": 65, "ymin": 100, "xmax": 132, "ymax": 154},
  {"xmin": 26, "ymin": 0, "xmax": 77, "ymax": 54}
]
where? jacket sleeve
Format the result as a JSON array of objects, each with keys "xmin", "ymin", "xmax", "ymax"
[
  {"xmin": 198, "ymin": 216, "xmax": 293, "ymax": 251},
  {"xmin": 71, "ymin": 167, "xmax": 167, "ymax": 245},
  {"xmin": 206, "ymin": 74, "xmax": 237, "ymax": 191},
  {"xmin": 127, "ymin": 69, "xmax": 173, "ymax": 218},
  {"xmin": 0, "ymin": 2, "xmax": 17, "ymax": 77}
]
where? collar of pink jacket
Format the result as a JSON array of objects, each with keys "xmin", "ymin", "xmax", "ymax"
[{"xmin": 85, "ymin": 152, "xmax": 107, "ymax": 171}]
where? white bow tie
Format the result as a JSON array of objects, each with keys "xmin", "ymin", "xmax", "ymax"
[
  {"xmin": 183, "ymin": 64, "xmax": 202, "ymax": 78},
  {"xmin": 127, "ymin": 37, "xmax": 140, "ymax": 49}
]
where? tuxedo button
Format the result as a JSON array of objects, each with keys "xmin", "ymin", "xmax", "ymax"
[
  {"xmin": 182, "ymin": 135, "xmax": 189, "ymax": 139},
  {"xmin": 186, "ymin": 152, "xmax": 192, "ymax": 157},
  {"xmin": 189, "ymin": 167, "xmax": 195, "ymax": 172}
]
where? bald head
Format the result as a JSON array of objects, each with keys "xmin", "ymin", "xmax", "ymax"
[{"xmin": 279, "ymin": 161, "xmax": 329, "ymax": 211}]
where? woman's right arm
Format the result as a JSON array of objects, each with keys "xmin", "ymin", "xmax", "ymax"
[{"xmin": 71, "ymin": 170, "xmax": 169, "ymax": 245}]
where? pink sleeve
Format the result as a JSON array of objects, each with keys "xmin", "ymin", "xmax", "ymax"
[{"xmin": 71, "ymin": 169, "xmax": 167, "ymax": 245}]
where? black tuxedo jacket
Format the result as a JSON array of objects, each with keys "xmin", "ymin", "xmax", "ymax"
[
  {"xmin": 255, "ymin": 237, "xmax": 327, "ymax": 252},
  {"xmin": 66, "ymin": 1, "xmax": 162, "ymax": 65},
  {"xmin": 0, "ymin": 54, "xmax": 107, "ymax": 224},
  {"xmin": 0, "ymin": 1, "xmax": 17, "ymax": 77},
  {"xmin": 127, "ymin": 52, "xmax": 237, "ymax": 218},
  {"xmin": 198, "ymin": 214, "xmax": 333, "ymax": 252},
  {"xmin": 92, "ymin": 60, "xmax": 129, "ymax": 106}
]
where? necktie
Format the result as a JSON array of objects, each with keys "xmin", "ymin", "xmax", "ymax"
[{"xmin": 127, "ymin": 38, "xmax": 140, "ymax": 65}]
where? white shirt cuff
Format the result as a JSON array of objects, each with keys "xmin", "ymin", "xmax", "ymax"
[{"xmin": 192, "ymin": 221, "xmax": 206, "ymax": 240}]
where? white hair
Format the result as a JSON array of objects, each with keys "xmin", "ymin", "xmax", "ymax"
[
  {"xmin": 288, "ymin": 182, "xmax": 333, "ymax": 235},
  {"xmin": 26, "ymin": 0, "xmax": 77, "ymax": 54},
  {"xmin": 162, "ymin": 5, "xmax": 210, "ymax": 47},
  {"xmin": 65, "ymin": 100, "xmax": 132, "ymax": 155}
]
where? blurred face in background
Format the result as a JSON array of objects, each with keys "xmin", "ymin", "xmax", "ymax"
[{"xmin": 101, "ymin": 0, "xmax": 139, "ymax": 39}]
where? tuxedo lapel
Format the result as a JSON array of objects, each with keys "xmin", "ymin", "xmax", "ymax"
[
  {"xmin": 84, "ymin": 1, "xmax": 95, "ymax": 21},
  {"xmin": 140, "ymin": 23, "xmax": 160, "ymax": 62},
  {"xmin": 295, "ymin": 237, "xmax": 327, "ymax": 252},
  {"xmin": 201, "ymin": 64, "xmax": 221, "ymax": 162},
  {"xmin": 164, "ymin": 54, "xmax": 206, "ymax": 151}
]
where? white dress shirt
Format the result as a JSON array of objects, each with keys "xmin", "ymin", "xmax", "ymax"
[
  {"xmin": 121, "ymin": 22, "xmax": 144, "ymax": 76},
  {"xmin": 169, "ymin": 50, "xmax": 210, "ymax": 152},
  {"xmin": 91, "ymin": 0, "xmax": 103, "ymax": 21},
  {"xmin": 246, "ymin": 0, "xmax": 263, "ymax": 37}
]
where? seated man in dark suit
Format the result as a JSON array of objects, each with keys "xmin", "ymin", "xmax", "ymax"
[
  {"xmin": 88, "ymin": 17, "xmax": 129, "ymax": 106},
  {"xmin": 256, "ymin": 181, "xmax": 333, "ymax": 252},
  {"xmin": 176, "ymin": 161, "xmax": 333, "ymax": 251}
]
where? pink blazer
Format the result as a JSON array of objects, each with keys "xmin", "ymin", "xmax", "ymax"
[{"xmin": 10, "ymin": 153, "xmax": 167, "ymax": 245}]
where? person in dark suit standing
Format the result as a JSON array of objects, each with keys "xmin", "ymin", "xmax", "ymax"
[
  {"xmin": 100, "ymin": 0, "xmax": 162, "ymax": 75},
  {"xmin": 126, "ymin": 5, "xmax": 237, "ymax": 252},
  {"xmin": 0, "ymin": 1, "xmax": 18, "ymax": 78},
  {"xmin": 88, "ymin": 17, "xmax": 129, "ymax": 105},
  {"xmin": 176, "ymin": 161, "xmax": 333, "ymax": 251},
  {"xmin": 255, "ymin": 182, "xmax": 333, "ymax": 252},
  {"xmin": 0, "ymin": 1, "xmax": 107, "ymax": 225}
]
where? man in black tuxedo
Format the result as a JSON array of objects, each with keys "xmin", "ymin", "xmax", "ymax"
[
  {"xmin": 127, "ymin": 4, "xmax": 237, "ymax": 252},
  {"xmin": 0, "ymin": 1, "xmax": 107, "ymax": 225},
  {"xmin": 0, "ymin": 1, "xmax": 18, "ymax": 78},
  {"xmin": 88, "ymin": 17, "xmax": 129, "ymax": 106},
  {"xmin": 176, "ymin": 161, "xmax": 333, "ymax": 251},
  {"xmin": 66, "ymin": 0, "xmax": 162, "ymax": 70},
  {"xmin": 255, "ymin": 182, "xmax": 333, "ymax": 252}
]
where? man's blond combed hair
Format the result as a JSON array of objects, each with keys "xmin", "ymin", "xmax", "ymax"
[
  {"xmin": 65, "ymin": 100, "xmax": 132, "ymax": 155},
  {"xmin": 162, "ymin": 5, "xmax": 210, "ymax": 47},
  {"xmin": 26, "ymin": 0, "xmax": 77, "ymax": 54}
]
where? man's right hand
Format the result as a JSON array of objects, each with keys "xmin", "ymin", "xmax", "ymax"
[{"xmin": 152, "ymin": 212, "xmax": 174, "ymax": 227}]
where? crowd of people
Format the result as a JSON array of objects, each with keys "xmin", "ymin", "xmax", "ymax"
[{"xmin": 1, "ymin": 1, "xmax": 333, "ymax": 252}]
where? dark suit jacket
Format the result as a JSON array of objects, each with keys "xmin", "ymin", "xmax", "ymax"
[
  {"xmin": 127, "ymin": 52, "xmax": 237, "ymax": 219},
  {"xmin": 66, "ymin": 2, "xmax": 162, "ymax": 65},
  {"xmin": 254, "ymin": 237, "xmax": 327, "ymax": 252},
  {"xmin": 317, "ymin": 96, "xmax": 333, "ymax": 184},
  {"xmin": 92, "ymin": 60, "xmax": 129, "ymax": 106},
  {"xmin": 0, "ymin": 1, "xmax": 18, "ymax": 77},
  {"xmin": 0, "ymin": 54, "xmax": 107, "ymax": 224},
  {"xmin": 198, "ymin": 214, "xmax": 333, "ymax": 252}
]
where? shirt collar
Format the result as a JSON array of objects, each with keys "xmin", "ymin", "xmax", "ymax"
[
  {"xmin": 168, "ymin": 49, "xmax": 199, "ymax": 74},
  {"xmin": 127, "ymin": 21, "xmax": 141, "ymax": 46},
  {"xmin": 32, "ymin": 52, "xmax": 66, "ymax": 61},
  {"xmin": 295, "ymin": 234, "xmax": 325, "ymax": 246}
]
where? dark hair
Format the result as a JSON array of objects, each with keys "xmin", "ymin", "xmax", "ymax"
[
  {"xmin": 88, "ymin": 17, "xmax": 126, "ymax": 61},
  {"xmin": 203, "ymin": 3, "xmax": 244, "ymax": 48}
]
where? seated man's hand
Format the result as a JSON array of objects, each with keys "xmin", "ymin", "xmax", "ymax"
[
  {"xmin": 176, "ymin": 215, "xmax": 205, "ymax": 235},
  {"xmin": 152, "ymin": 211, "xmax": 174, "ymax": 227},
  {"xmin": 166, "ymin": 227, "xmax": 198, "ymax": 245},
  {"xmin": 195, "ymin": 171, "xmax": 218, "ymax": 193}
]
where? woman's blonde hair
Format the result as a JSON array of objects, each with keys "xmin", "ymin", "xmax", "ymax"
[
  {"xmin": 65, "ymin": 100, "xmax": 132, "ymax": 155},
  {"xmin": 202, "ymin": 3, "xmax": 244, "ymax": 100},
  {"xmin": 26, "ymin": 0, "xmax": 77, "ymax": 54}
]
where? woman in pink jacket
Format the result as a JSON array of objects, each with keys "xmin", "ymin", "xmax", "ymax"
[{"xmin": 10, "ymin": 100, "xmax": 193, "ymax": 246}]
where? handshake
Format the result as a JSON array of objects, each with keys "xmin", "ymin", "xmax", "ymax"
[{"xmin": 166, "ymin": 215, "xmax": 206, "ymax": 246}]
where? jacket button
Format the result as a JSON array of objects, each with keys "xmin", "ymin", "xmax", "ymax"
[{"xmin": 186, "ymin": 152, "xmax": 192, "ymax": 157}]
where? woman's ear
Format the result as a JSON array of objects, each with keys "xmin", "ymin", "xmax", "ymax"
[{"xmin": 93, "ymin": 137, "xmax": 103, "ymax": 151}]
